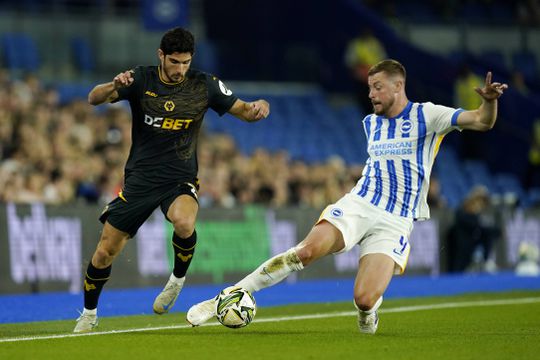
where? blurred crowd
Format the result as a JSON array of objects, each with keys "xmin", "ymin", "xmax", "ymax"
[{"xmin": 0, "ymin": 71, "xmax": 363, "ymax": 208}]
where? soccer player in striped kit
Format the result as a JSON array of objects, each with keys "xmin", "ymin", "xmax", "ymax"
[{"xmin": 188, "ymin": 59, "xmax": 507, "ymax": 333}]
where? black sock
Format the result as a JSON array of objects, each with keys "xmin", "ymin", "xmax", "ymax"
[
  {"xmin": 83, "ymin": 263, "xmax": 111, "ymax": 310},
  {"xmin": 172, "ymin": 231, "xmax": 197, "ymax": 278}
]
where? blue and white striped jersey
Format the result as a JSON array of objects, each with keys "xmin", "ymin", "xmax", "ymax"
[{"xmin": 352, "ymin": 101, "xmax": 464, "ymax": 220}]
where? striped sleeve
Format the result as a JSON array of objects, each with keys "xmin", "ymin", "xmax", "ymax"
[{"xmin": 422, "ymin": 102, "xmax": 462, "ymax": 134}]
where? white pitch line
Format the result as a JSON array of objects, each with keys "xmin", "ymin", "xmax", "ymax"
[{"xmin": 1, "ymin": 296, "xmax": 539, "ymax": 344}]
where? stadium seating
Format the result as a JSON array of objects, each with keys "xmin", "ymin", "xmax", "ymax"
[
  {"xmin": 478, "ymin": 49, "xmax": 508, "ymax": 74},
  {"xmin": 526, "ymin": 187, "xmax": 540, "ymax": 207},
  {"xmin": 434, "ymin": 148, "xmax": 469, "ymax": 208},
  {"xmin": 192, "ymin": 40, "xmax": 219, "ymax": 75},
  {"xmin": 434, "ymin": 149, "xmax": 529, "ymax": 208},
  {"xmin": 394, "ymin": 1, "xmax": 437, "ymax": 23},
  {"xmin": 494, "ymin": 173, "xmax": 527, "ymax": 206},
  {"xmin": 463, "ymin": 159, "xmax": 496, "ymax": 193},
  {"xmin": 512, "ymin": 50, "xmax": 538, "ymax": 83},
  {"xmin": 70, "ymin": 37, "xmax": 95, "ymax": 74},
  {"xmin": 369, "ymin": 0, "xmax": 515, "ymax": 25},
  {"xmin": 1, "ymin": 33, "xmax": 40, "ymax": 72},
  {"xmin": 55, "ymin": 83, "xmax": 94, "ymax": 105},
  {"xmin": 489, "ymin": 2, "xmax": 514, "ymax": 24},
  {"xmin": 204, "ymin": 93, "xmax": 368, "ymax": 165},
  {"xmin": 447, "ymin": 50, "xmax": 469, "ymax": 66}
]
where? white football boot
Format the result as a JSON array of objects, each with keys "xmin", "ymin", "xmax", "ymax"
[
  {"xmin": 74, "ymin": 312, "xmax": 98, "ymax": 333},
  {"xmin": 358, "ymin": 310, "xmax": 379, "ymax": 334},
  {"xmin": 354, "ymin": 297, "xmax": 381, "ymax": 334},
  {"xmin": 153, "ymin": 276, "xmax": 185, "ymax": 314},
  {"xmin": 186, "ymin": 298, "xmax": 216, "ymax": 326}
]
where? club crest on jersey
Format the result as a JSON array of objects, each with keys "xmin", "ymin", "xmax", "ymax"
[
  {"xmin": 400, "ymin": 120, "xmax": 413, "ymax": 134},
  {"xmin": 330, "ymin": 208, "xmax": 343, "ymax": 217},
  {"xmin": 164, "ymin": 100, "xmax": 175, "ymax": 112}
]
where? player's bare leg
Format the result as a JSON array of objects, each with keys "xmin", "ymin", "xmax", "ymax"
[
  {"xmin": 187, "ymin": 221, "xmax": 345, "ymax": 326},
  {"xmin": 154, "ymin": 194, "xmax": 198, "ymax": 314},
  {"xmin": 74, "ymin": 222, "xmax": 130, "ymax": 333},
  {"xmin": 353, "ymin": 253, "xmax": 395, "ymax": 334}
]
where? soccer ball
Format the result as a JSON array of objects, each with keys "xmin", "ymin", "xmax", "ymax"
[{"xmin": 215, "ymin": 286, "xmax": 257, "ymax": 328}]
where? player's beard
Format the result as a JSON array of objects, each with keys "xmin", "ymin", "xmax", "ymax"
[
  {"xmin": 166, "ymin": 69, "xmax": 183, "ymax": 82},
  {"xmin": 373, "ymin": 97, "xmax": 394, "ymax": 116},
  {"xmin": 162, "ymin": 63, "xmax": 184, "ymax": 83}
]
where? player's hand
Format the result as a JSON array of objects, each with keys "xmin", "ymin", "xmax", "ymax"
[
  {"xmin": 113, "ymin": 70, "xmax": 135, "ymax": 90},
  {"xmin": 249, "ymin": 100, "xmax": 270, "ymax": 120},
  {"xmin": 475, "ymin": 72, "xmax": 508, "ymax": 101}
]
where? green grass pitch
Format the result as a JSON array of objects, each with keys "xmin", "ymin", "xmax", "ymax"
[{"xmin": 1, "ymin": 291, "xmax": 539, "ymax": 360}]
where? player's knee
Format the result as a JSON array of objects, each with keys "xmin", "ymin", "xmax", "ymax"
[
  {"xmin": 93, "ymin": 247, "xmax": 117, "ymax": 267},
  {"xmin": 354, "ymin": 291, "xmax": 380, "ymax": 312},
  {"xmin": 172, "ymin": 217, "xmax": 196, "ymax": 238}
]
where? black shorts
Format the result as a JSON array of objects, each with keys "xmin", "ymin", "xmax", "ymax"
[{"xmin": 99, "ymin": 180, "xmax": 199, "ymax": 237}]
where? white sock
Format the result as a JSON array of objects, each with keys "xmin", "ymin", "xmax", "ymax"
[
  {"xmin": 236, "ymin": 248, "xmax": 304, "ymax": 293},
  {"xmin": 169, "ymin": 273, "xmax": 185, "ymax": 285},
  {"xmin": 358, "ymin": 296, "xmax": 383, "ymax": 314},
  {"xmin": 83, "ymin": 308, "xmax": 97, "ymax": 316}
]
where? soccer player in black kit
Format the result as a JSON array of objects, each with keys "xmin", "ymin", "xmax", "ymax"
[{"xmin": 74, "ymin": 27, "xmax": 270, "ymax": 332}]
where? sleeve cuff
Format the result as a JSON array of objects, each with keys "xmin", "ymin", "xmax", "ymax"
[{"xmin": 451, "ymin": 108, "xmax": 465, "ymax": 126}]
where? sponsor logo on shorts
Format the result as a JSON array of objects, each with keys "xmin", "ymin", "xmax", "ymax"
[
  {"xmin": 185, "ymin": 182, "xmax": 198, "ymax": 199},
  {"xmin": 392, "ymin": 236, "xmax": 409, "ymax": 256},
  {"xmin": 330, "ymin": 208, "xmax": 343, "ymax": 217}
]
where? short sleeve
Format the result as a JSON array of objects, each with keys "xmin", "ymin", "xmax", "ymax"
[
  {"xmin": 206, "ymin": 75, "xmax": 239, "ymax": 116},
  {"xmin": 423, "ymin": 102, "xmax": 464, "ymax": 134}
]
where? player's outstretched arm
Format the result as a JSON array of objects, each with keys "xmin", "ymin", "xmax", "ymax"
[
  {"xmin": 228, "ymin": 99, "xmax": 270, "ymax": 122},
  {"xmin": 88, "ymin": 70, "xmax": 134, "ymax": 106},
  {"xmin": 456, "ymin": 72, "xmax": 508, "ymax": 131}
]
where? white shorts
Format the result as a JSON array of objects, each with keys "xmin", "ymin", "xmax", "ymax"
[{"xmin": 318, "ymin": 193, "xmax": 414, "ymax": 274}]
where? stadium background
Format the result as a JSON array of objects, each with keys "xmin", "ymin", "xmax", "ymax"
[{"xmin": 0, "ymin": 0, "xmax": 539, "ymax": 299}]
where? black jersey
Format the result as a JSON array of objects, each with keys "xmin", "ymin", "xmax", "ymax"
[{"xmin": 115, "ymin": 66, "xmax": 238, "ymax": 193}]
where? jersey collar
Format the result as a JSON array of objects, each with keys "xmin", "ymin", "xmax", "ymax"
[{"xmin": 389, "ymin": 101, "xmax": 412, "ymax": 120}]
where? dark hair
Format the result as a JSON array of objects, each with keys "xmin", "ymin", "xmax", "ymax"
[
  {"xmin": 160, "ymin": 27, "xmax": 195, "ymax": 55},
  {"xmin": 368, "ymin": 59, "xmax": 406, "ymax": 80}
]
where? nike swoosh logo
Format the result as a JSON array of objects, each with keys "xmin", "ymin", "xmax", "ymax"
[
  {"xmin": 261, "ymin": 267, "xmax": 273, "ymax": 280},
  {"xmin": 178, "ymin": 253, "xmax": 193, "ymax": 262}
]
